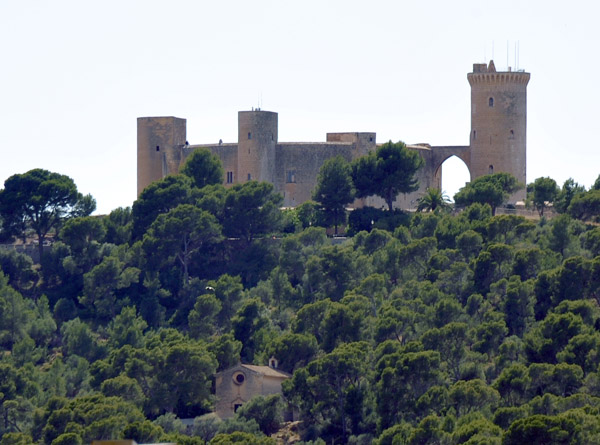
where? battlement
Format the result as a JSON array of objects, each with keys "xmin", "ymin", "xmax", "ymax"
[
  {"xmin": 468, "ymin": 71, "xmax": 530, "ymax": 85},
  {"xmin": 468, "ymin": 60, "xmax": 530, "ymax": 85}
]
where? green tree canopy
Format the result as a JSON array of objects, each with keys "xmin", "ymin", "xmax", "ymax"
[
  {"xmin": 0, "ymin": 169, "xmax": 92, "ymax": 258},
  {"xmin": 131, "ymin": 174, "xmax": 192, "ymax": 240},
  {"xmin": 312, "ymin": 156, "xmax": 355, "ymax": 235},
  {"xmin": 554, "ymin": 178, "xmax": 586, "ymax": 214},
  {"xmin": 527, "ymin": 176, "xmax": 559, "ymax": 217},
  {"xmin": 142, "ymin": 204, "xmax": 222, "ymax": 284},
  {"xmin": 454, "ymin": 172, "xmax": 522, "ymax": 215},
  {"xmin": 351, "ymin": 141, "xmax": 424, "ymax": 211},
  {"xmin": 181, "ymin": 148, "xmax": 225, "ymax": 189},
  {"xmin": 222, "ymin": 181, "xmax": 282, "ymax": 244}
]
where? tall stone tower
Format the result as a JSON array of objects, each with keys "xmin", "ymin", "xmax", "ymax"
[
  {"xmin": 468, "ymin": 61, "xmax": 530, "ymax": 202},
  {"xmin": 137, "ymin": 116, "xmax": 187, "ymax": 196},
  {"xmin": 237, "ymin": 110, "xmax": 278, "ymax": 184}
]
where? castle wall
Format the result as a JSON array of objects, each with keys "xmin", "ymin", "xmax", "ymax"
[
  {"xmin": 326, "ymin": 132, "xmax": 376, "ymax": 159},
  {"xmin": 137, "ymin": 116, "xmax": 186, "ymax": 195},
  {"xmin": 183, "ymin": 143, "xmax": 239, "ymax": 186},
  {"xmin": 275, "ymin": 142, "xmax": 355, "ymax": 207},
  {"xmin": 136, "ymin": 60, "xmax": 530, "ymax": 210}
]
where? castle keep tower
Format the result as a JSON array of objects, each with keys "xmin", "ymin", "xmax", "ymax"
[
  {"xmin": 137, "ymin": 116, "xmax": 186, "ymax": 195},
  {"xmin": 237, "ymin": 110, "xmax": 278, "ymax": 184},
  {"xmin": 468, "ymin": 60, "xmax": 530, "ymax": 201}
]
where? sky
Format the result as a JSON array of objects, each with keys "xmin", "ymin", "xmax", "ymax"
[{"xmin": 1, "ymin": 0, "xmax": 599, "ymax": 214}]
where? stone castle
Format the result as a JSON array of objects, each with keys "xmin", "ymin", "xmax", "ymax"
[{"xmin": 137, "ymin": 60, "xmax": 530, "ymax": 207}]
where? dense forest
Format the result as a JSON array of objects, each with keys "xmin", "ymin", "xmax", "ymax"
[{"xmin": 1, "ymin": 147, "xmax": 600, "ymax": 444}]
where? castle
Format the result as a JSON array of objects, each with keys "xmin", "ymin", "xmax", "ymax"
[{"xmin": 137, "ymin": 60, "xmax": 530, "ymax": 207}]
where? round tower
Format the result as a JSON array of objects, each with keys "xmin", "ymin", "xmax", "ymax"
[
  {"xmin": 468, "ymin": 60, "xmax": 530, "ymax": 202},
  {"xmin": 237, "ymin": 110, "xmax": 278, "ymax": 184}
]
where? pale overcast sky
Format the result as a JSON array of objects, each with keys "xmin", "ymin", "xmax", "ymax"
[{"xmin": 1, "ymin": 0, "xmax": 598, "ymax": 214}]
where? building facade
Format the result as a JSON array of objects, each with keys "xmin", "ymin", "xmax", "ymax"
[
  {"xmin": 137, "ymin": 61, "xmax": 530, "ymax": 207},
  {"xmin": 214, "ymin": 361, "xmax": 291, "ymax": 419}
]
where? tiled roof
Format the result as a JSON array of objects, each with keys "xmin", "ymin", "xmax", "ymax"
[{"xmin": 241, "ymin": 364, "xmax": 292, "ymax": 378}]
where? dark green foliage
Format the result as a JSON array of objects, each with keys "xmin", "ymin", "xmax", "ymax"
[
  {"xmin": 527, "ymin": 176, "xmax": 558, "ymax": 217},
  {"xmin": 102, "ymin": 207, "xmax": 132, "ymax": 245},
  {"xmin": 5, "ymin": 166, "xmax": 600, "ymax": 444},
  {"xmin": 0, "ymin": 169, "xmax": 90, "ymax": 259},
  {"xmin": 235, "ymin": 394, "xmax": 285, "ymax": 435},
  {"xmin": 454, "ymin": 172, "xmax": 522, "ymax": 215},
  {"xmin": 568, "ymin": 189, "xmax": 600, "ymax": 222},
  {"xmin": 503, "ymin": 414, "xmax": 577, "ymax": 445},
  {"xmin": 131, "ymin": 174, "xmax": 193, "ymax": 240},
  {"xmin": 0, "ymin": 249, "xmax": 38, "ymax": 295},
  {"xmin": 222, "ymin": 181, "xmax": 282, "ymax": 244},
  {"xmin": 352, "ymin": 140, "xmax": 424, "ymax": 211},
  {"xmin": 122, "ymin": 420, "xmax": 164, "ymax": 443},
  {"xmin": 312, "ymin": 156, "xmax": 355, "ymax": 235},
  {"xmin": 181, "ymin": 148, "xmax": 225, "ymax": 189}
]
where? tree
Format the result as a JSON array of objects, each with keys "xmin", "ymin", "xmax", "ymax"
[
  {"xmin": 283, "ymin": 342, "xmax": 370, "ymax": 442},
  {"xmin": 454, "ymin": 172, "xmax": 522, "ymax": 215},
  {"xmin": 416, "ymin": 188, "xmax": 451, "ymax": 213},
  {"xmin": 0, "ymin": 273, "xmax": 30, "ymax": 349},
  {"xmin": 504, "ymin": 414, "xmax": 577, "ymax": 445},
  {"xmin": 351, "ymin": 141, "xmax": 424, "ymax": 211},
  {"xmin": 312, "ymin": 156, "xmax": 355, "ymax": 235},
  {"xmin": 235, "ymin": 394, "xmax": 285, "ymax": 435},
  {"xmin": 554, "ymin": 178, "xmax": 586, "ymax": 213},
  {"xmin": 181, "ymin": 148, "xmax": 224, "ymax": 189},
  {"xmin": 59, "ymin": 216, "xmax": 106, "ymax": 256},
  {"xmin": 131, "ymin": 174, "xmax": 192, "ymax": 240},
  {"xmin": 188, "ymin": 293, "xmax": 222, "ymax": 339},
  {"xmin": 142, "ymin": 204, "xmax": 222, "ymax": 284},
  {"xmin": 527, "ymin": 176, "xmax": 558, "ymax": 216},
  {"xmin": 222, "ymin": 182, "xmax": 282, "ymax": 244},
  {"xmin": 0, "ymin": 169, "xmax": 91, "ymax": 259},
  {"xmin": 568, "ymin": 189, "xmax": 600, "ymax": 222}
]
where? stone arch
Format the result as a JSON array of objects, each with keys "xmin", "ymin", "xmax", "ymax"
[
  {"xmin": 435, "ymin": 155, "xmax": 472, "ymax": 199},
  {"xmin": 425, "ymin": 146, "xmax": 472, "ymax": 198}
]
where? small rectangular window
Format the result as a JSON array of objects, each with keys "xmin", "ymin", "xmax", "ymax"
[
  {"xmin": 286, "ymin": 170, "xmax": 296, "ymax": 183},
  {"xmin": 248, "ymin": 132, "xmax": 252, "ymax": 140},
  {"xmin": 156, "ymin": 146, "xmax": 160, "ymax": 151},
  {"xmin": 226, "ymin": 172, "xmax": 233, "ymax": 184},
  {"xmin": 247, "ymin": 173, "xmax": 252, "ymax": 181}
]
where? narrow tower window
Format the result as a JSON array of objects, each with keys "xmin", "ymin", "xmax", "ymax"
[
  {"xmin": 489, "ymin": 97, "xmax": 494, "ymax": 107},
  {"xmin": 156, "ymin": 146, "xmax": 160, "ymax": 151},
  {"xmin": 247, "ymin": 173, "xmax": 252, "ymax": 181},
  {"xmin": 286, "ymin": 170, "xmax": 296, "ymax": 183},
  {"xmin": 509, "ymin": 130, "xmax": 514, "ymax": 139},
  {"xmin": 226, "ymin": 172, "xmax": 234, "ymax": 184},
  {"xmin": 248, "ymin": 132, "xmax": 252, "ymax": 140},
  {"xmin": 489, "ymin": 165, "xmax": 494, "ymax": 174},
  {"xmin": 473, "ymin": 130, "xmax": 477, "ymax": 140}
]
